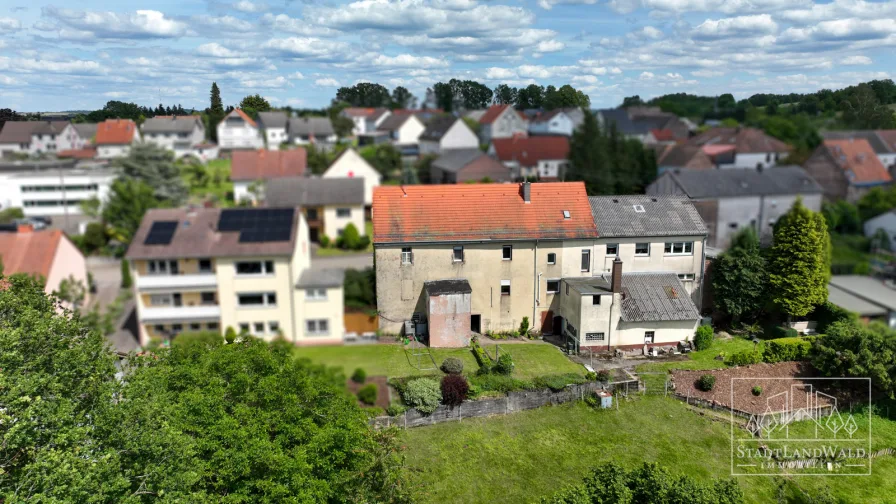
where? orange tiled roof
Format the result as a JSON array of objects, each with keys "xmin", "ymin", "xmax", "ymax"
[
  {"xmin": 479, "ymin": 105, "xmax": 513, "ymax": 125},
  {"xmin": 57, "ymin": 147, "xmax": 97, "ymax": 159},
  {"xmin": 342, "ymin": 107, "xmax": 376, "ymax": 117},
  {"xmin": 231, "ymin": 148, "xmax": 307, "ymax": 181},
  {"xmin": 0, "ymin": 229, "xmax": 63, "ymax": 279},
  {"xmin": 227, "ymin": 108, "xmax": 257, "ymax": 128},
  {"xmin": 823, "ymin": 139, "xmax": 893, "ymax": 185},
  {"xmin": 650, "ymin": 129, "xmax": 674, "ymax": 141},
  {"xmin": 491, "ymin": 136, "xmax": 569, "ymax": 167},
  {"xmin": 691, "ymin": 127, "xmax": 791, "ymax": 153},
  {"xmin": 95, "ymin": 119, "xmax": 138, "ymax": 145},
  {"xmin": 372, "ymin": 182, "xmax": 598, "ymax": 243}
]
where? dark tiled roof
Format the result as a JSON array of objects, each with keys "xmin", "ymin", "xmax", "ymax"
[
  {"xmin": 425, "ymin": 279, "xmax": 472, "ymax": 295},
  {"xmin": 690, "ymin": 127, "xmax": 791, "ymax": 153},
  {"xmin": 376, "ymin": 113, "xmax": 416, "ymax": 133},
  {"xmin": 141, "ymin": 116, "xmax": 202, "ymax": 134},
  {"xmin": 589, "ymin": 195, "xmax": 707, "ymax": 238},
  {"xmin": 0, "ymin": 121, "xmax": 39, "ymax": 143},
  {"xmin": 419, "ymin": 115, "xmax": 458, "ymax": 141},
  {"xmin": 32, "ymin": 121, "xmax": 70, "ymax": 135},
  {"xmin": 432, "ymin": 149, "xmax": 488, "ymax": 173},
  {"xmin": 72, "ymin": 123, "xmax": 97, "ymax": 139},
  {"xmin": 287, "ymin": 117, "xmax": 334, "ymax": 138},
  {"xmin": 620, "ymin": 273, "xmax": 700, "ymax": 322},
  {"xmin": 258, "ymin": 111, "xmax": 289, "ymax": 129},
  {"xmin": 663, "ymin": 166, "xmax": 823, "ymax": 198},
  {"xmin": 597, "ymin": 108, "xmax": 650, "ymax": 136},
  {"xmin": 264, "ymin": 177, "xmax": 364, "ymax": 207},
  {"xmin": 297, "ymin": 268, "xmax": 345, "ymax": 288}
]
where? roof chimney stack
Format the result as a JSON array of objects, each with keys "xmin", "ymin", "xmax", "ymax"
[
  {"xmin": 611, "ymin": 255, "xmax": 623, "ymax": 294},
  {"xmin": 520, "ymin": 181, "xmax": 531, "ymax": 203}
]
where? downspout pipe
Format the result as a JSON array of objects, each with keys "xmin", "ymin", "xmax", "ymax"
[{"xmin": 532, "ymin": 239, "xmax": 538, "ymax": 335}]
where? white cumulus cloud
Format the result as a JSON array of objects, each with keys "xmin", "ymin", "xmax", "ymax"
[{"xmin": 315, "ymin": 77, "xmax": 340, "ymax": 87}]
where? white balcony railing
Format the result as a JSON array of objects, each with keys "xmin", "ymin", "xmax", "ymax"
[
  {"xmin": 140, "ymin": 305, "xmax": 221, "ymax": 323},
  {"xmin": 135, "ymin": 273, "xmax": 217, "ymax": 291}
]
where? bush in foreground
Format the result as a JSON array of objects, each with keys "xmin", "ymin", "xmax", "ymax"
[
  {"xmin": 697, "ymin": 374, "xmax": 717, "ymax": 391},
  {"xmin": 441, "ymin": 374, "xmax": 469, "ymax": 407},
  {"xmin": 693, "ymin": 325, "xmax": 713, "ymax": 351},
  {"xmin": 402, "ymin": 378, "xmax": 442, "ymax": 414},
  {"xmin": 724, "ymin": 350, "xmax": 761, "ymax": 367},
  {"xmin": 358, "ymin": 383, "xmax": 378, "ymax": 405},
  {"xmin": 351, "ymin": 367, "xmax": 367, "ymax": 384},
  {"xmin": 493, "ymin": 352, "xmax": 514, "ymax": 375},
  {"xmin": 440, "ymin": 357, "xmax": 464, "ymax": 375}
]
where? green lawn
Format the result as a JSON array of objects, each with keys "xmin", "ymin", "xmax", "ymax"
[
  {"xmin": 295, "ymin": 342, "xmax": 584, "ymax": 380},
  {"xmin": 400, "ymin": 395, "xmax": 896, "ymax": 503},
  {"xmin": 181, "ymin": 158, "xmax": 234, "ymax": 205},
  {"xmin": 314, "ymin": 221, "xmax": 375, "ymax": 257},
  {"xmin": 636, "ymin": 335, "xmax": 758, "ymax": 373}
]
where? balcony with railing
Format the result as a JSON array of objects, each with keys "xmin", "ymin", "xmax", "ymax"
[{"xmin": 136, "ymin": 273, "xmax": 218, "ymax": 291}]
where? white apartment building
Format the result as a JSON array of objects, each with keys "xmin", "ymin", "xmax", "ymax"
[{"xmin": 0, "ymin": 160, "xmax": 115, "ymax": 220}]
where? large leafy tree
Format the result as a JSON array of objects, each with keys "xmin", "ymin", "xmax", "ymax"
[
  {"xmin": 431, "ymin": 79, "xmax": 492, "ymax": 111},
  {"xmin": 360, "ymin": 143, "xmax": 402, "ymax": 176},
  {"xmin": 712, "ymin": 228, "xmax": 768, "ymax": 323},
  {"xmin": 114, "ymin": 143, "xmax": 188, "ymax": 205},
  {"xmin": 390, "ymin": 86, "xmax": 416, "ymax": 109},
  {"xmin": 238, "ymin": 94, "xmax": 272, "ymax": 118},
  {"xmin": 543, "ymin": 84, "xmax": 590, "ymax": 110},
  {"xmin": 857, "ymin": 186, "xmax": 896, "ymax": 222},
  {"xmin": 768, "ymin": 198, "xmax": 831, "ymax": 318},
  {"xmin": 0, "ymin": 108, "xmax": 21, "ymax": 129},
  {"xmin": 841, "ymin": 83, "xmax": 896, "ymax": 129},
  {"xmin": 102, "ymin": 178, "xmax": 168, "ymax": 243},
  {"xmin": 515, "ymin": 84, "xmax": 545, "ymax": 109},
  {"xmin": 812, "ymin": 320, "xmax": 896, "ymax": 397},
  {"xmin": 335, "ymin": 83, "xmax": 391, "ymax": 108},
  {"xmin": 493, "ymin": 84, "xmax": 518, "ymax": 105}
]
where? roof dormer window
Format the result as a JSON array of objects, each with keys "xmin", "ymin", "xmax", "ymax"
[
  {"xmin": 633, "ymin": 204, "xmax": 645, "ymax": 213},
  {"xmin": 562, "ymin": 210, "xmax": 571, "ymax": 219}
]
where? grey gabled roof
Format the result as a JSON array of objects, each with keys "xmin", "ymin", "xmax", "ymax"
[
  {"xmin": 141, "ymin": 116, "xmax": 202, "ymax": 134},
  {"xmin": 0, "ymin": 121, "xmax": 39, "ymax": 143},
  {"xmin": 376, "ymin": 113, "xmax": 417, "ymax": 133},
  {"xmin": 665, "ymin": 166, "xmax": 823, "ymax": 199},
  {"xmin": 829, "ymin": 275, "xmax": 896, "ymax": 311},
  {"xmin": 822, "ymin": 131, "xmax": 893, "ymax": 154},
  {"xmin": 287, "ymin": 117, "xmax": 334, "ymax": 139},
  {"xmin": 597, "ymin": 108, "xmax": 649, "ymax": 136},
  {"xmin": 264, "ymin": 177, "xmax": 364, "ymax": 207},
  {"xmin": 419, "ymin": 115, "xmax": 457, "ymax": 141},
  {"xmin": 589, "ymin": 195, "xmax": 707, "ymax": 238},
  {"xmin": 258, "ymin": 111, "xmax": 289, "ymax": 129},
  {"xmin": 32, "ymin": 121, "xmax": 70, "ymax": 135},
  {"xmin": 73, "ymin": 123, "xmax": 98, "ymax": 139},
  {"xmin": 297, "ymin": 268, "xmax": 345, "ymax": 288},
  {"xmin": 620, "ymin": 273, "xmax": 700, "ymax": 322},
  {"xmin": 432, "ymin": 148, "xmax": 485, "ymax": 173}
]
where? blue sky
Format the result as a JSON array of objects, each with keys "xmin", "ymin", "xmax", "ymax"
[{"xmin": 1, "ymin": 0, "xmax": 894, "ymax": 112}]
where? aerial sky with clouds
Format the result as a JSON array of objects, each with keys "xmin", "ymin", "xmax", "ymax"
[{"xmin": 0, "ymin": 0, "xmax": 894, "ymax": 112}]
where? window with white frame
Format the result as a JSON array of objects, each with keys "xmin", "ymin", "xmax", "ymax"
[
  {"xmin": 269, "ymin": 321, "xmax": 280, "ymax": 334},
  {"xmin": 664, "ymin": 241, "xmax": 694, "ymax": 255},
  {"xmin": 644, "ymin": 331, "xmax": 655, "ymax": 343},
  {"xmin": 336, "ymin": 208, "xmax": 351, "ymax": 218},
  {"xmin": 237, "ymin": 292, "xmax": 277, "ymax": 307},
  {"xmin": 500, "ymin": 280, "xmax": 511, "ymax": 295},
  {"xmin": 239, "ymin": 323, "xmax": 249, "ymax": 333},
  {"xmin": 547, "ymin": 253, "xmax": 556, "ymax": 265},
  {"xmin": 453, "ymin": 246, "xmax": 464, "ymax": 262},
  {"xmin": 546, "ymin": 279, "xmax": 560, "ymax": 293},
  {"xmin": 606, "ymin": 243, "xmax": 618, "ymax": 256},
  {"xmin": 585, "ymin": 332, "xmax": 605, "ymax": 342},
  {"xmin": 306, "ymin": 319, "xmax": 330, "ymax": 335},
  {"xmin": 235, "ymin": 260, "xmax": 274, "ymax": 275},
  {"xmin": 149, "ymin": 294, "xmax": 172, "ymax": 306},
  {"xmin": 678, "ymin": 273, "xmax": 695, "ymax": 281},
  {"xmin": 581, "ymin": 249, "xmax": 590, "ymax": 272},
  {"xmin": 502, "ymin": 245, "xmax": 512, "ymax": 260},
  {"xmin": 635, "ymin": 243, "xmax": 650, "ymax": 256},
  {"xmin": 306, "ymin": 288, "xmax": 327, "ymax": 300},
  {"xmin": 253, "ymin": 322, "xmax": 265, "ymax": 334},
  {"xmin": 401, "ymin": 247, "xmax": 413, "ymax": 265},
  {"xmin": 147, "ymin": 259, "xmax": 179, "ymax": 275}
]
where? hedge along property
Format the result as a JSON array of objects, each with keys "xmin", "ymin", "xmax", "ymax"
[{"xmin": 372, "ymin": 183, "xmax": 708, "ymax": 351}]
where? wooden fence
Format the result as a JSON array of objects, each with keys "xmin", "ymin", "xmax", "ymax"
[{"xmin": 345, "ymin": 312, "xmax": 378, "ymax": 335}]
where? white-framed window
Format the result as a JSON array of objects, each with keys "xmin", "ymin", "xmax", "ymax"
[
  {"xmin": 500, "ymin": 280, "xmax": 511, "ymax": 295},
  {"xmin": 149, "ymin": 293, "xmax": 172, "ymax": 306},
  {"xmin": 581, "ymin": 249, "xmax": 590, "ymax": 272},
  {"xmin": 401, "ymin": 247, "xmax": 413, "ymax": 265},
  {"xmin": 678, "ymin": 273, "xmax": 695, "ymax": 281},
  {"xmin": 235, "ymin": 260, "xmax": 275, "ymax": 275},
  {"xmin": 586, "ymin": 332, "xmax": 605, "ymax": 342},
  {"xmin": 306, "ymin": 288, "xmax": 327, "ymax": 300},
  {"xmin": 635, "ymin": 243, "xmax": 650, "ymax": 256},
  {"xmin": 147, "ymin": 259, "xmax": 178, "ymax": 275},
  {"xmin": 253, "ymin": 322, "xmax": 265, "ymax": 334},
  {"xmin": 237, "ymin": 292, "xmax": 277, "ymax": 307},
  {"xmin": 644, "ymin": 331, "xmax": 655, "ymax": 344},
  {"xmin": 663, "ymin": 241, "xmax": 694, "ymax": 256},
  {"xmin": 239, "ymin": 323, "xmax": 249, "ymax": 333},
  {"xmin": 606, "ymin": 243, "xmax": 618, "ymax": 256},
  {"xmin": 453, "ymin": 246, "xmax": 464, "ymax": 262},
  {"xmin": 306, "ymin": 319, "xmax": 330, "ymax": 335},
  {"xmin": 546, "ymin": 279, "xmax": 560, "ymax": 293},
  {"xmin": 547, "ymin": 253, "xmax": 556, "ymax": 265},
  {"xmin": 502, "ymin": 245, "xmax": 512, "ymax": 260},
  {"xmin": 269, "ymin": 321, "xmax": 280, "ymax": 334},
  {"xmin": 336, "ymin": 208, "xmax": 351, "ymax": 218}
]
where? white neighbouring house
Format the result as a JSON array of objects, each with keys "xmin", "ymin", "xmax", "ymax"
[
  {"xmin": 230, "ymin": 149, "xmax": 307, "ymax": 205},
  {"xmin": 689, "ymin": 127, "xmax": 791, "ymax": 170},
  {"xmin": 375, "ymin": 113, "xmax": 426, "ymax": 148},
  {"xmin": 322, "ymin": 148, "xmax": 382, "ymax": 208},
  {"xmin": 258, "ymin": 111, "xmax": 289, "ymax": 148},
  {"xmin": 339, "ymin": 107, "xmax": 388, "ymax": 136},
  {"xmin": 528, "ymin": 108, "xmax": 584, "ymax": 137},
  {"xmin": 217, "ymin": 109, "xmax": 263, "ymax": 150},
  {"xmin": 95, "ymin": 119, "xmax": 141, "ymax": 159},
  {"xmin": 489, "ymin": 135, "xmax": 570, "ymax": 180},
  {"xmin": 478, "ymin": 104, "xmax": 528, "ymax": 144},
  {"xmin": 140, "ymin": 116, "xmax": 210, "ymax": 159},
  {"xmin": 0, "ymin": 121, "xmax": 97, "ymax": 157},
  {"xmin": 864, "ymin": 210, "xmax": 896, "ymax": 247},
  {"xmin": 418, "ymin": 116, "xmax": 479, "ymax": 156}
]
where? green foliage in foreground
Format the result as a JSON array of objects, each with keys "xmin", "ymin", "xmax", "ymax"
[{"xmin": 0, "ymin": 275, "xmax": 409, "ymax": 503}]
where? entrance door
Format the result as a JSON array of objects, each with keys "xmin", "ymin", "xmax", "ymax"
[
  {"xmin": 471, "ymin": 314, "xmax": 481, "ymax": 333},
  {"xmin": 541, "ymin": 310, "xmax": 553, "ymax": 334},
  {"xmin": 309, "ymin": 227, "xmax": 320, "ymax": 242}
]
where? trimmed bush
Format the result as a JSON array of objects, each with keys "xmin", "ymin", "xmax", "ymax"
[
  {"xmin": 471, "ymin": 341, "xmax": 493, "ymax": 374},
  {"xmin": 596, "ymin": 370, "xmax": 611, "ymax": 382},
  {"xmin": 468, "ymin": 374, "xmax": 535, "ymax": 395},
  {"xmin": 83, "ymin": 222, "xmax": 108, "ymax": 252},
  {"xmin": 441, "ymin": 374, "xmax": 469, "ymax": 407},
  {"xmin": 762, "ymin": 337, "xmax": 811, "ymax": 363},
  {"xmin": 120, "ymin": 259, "xmax": 133, "ymax": 289},
  {"xmin": 519, "ymin": 316, "xmax": 530, "ymax": 336},
  {"xmin": 224, "ymin": 326, "xmax": 237, "ymax": 344},
  {"xmin": 585, "ymin": 371, "xmax": 597, "ymax": 381},
  {"xmin": 385, "ymin": 404, "xmax": 407, "ymax": 416},
  {"xmin": 493, "ymin": 353, "xmax": 514, "ymax": 375},
  {"xmin": 357, "ymin": 384, "xmax": 378, "ymax": 405},
  {"xmin": 533, "ymin": 373, "xmax": 587, "ymax": 392},
  {"xmin": 697, "ymin": 374, "xmax": 716, "ymax": 391},
  {"xmin": 319, "ymin": 234, "xmax": 330, "ymax": 248},
  {"xmin": 693, "ymin": 325, "xmax": 714, "ymax": 351},
  {"xmin": 752, "ymin": 386, "xmax": 762, "ymax": 396},
  {"xmin": 440, "ymin": 357, "xmax": 464, "ymax": 375},
  {"xmin": 402, "ymin": 378, "xmax": 442, "ymax": 414},
  {"xmin": 339, "ymin": 223, "xmax": 362, "ymax": 250},
  {"xmin": 811, "ymin": 301, "xmax": 858, "ymax": 333},
  {"xmin": 351, "ymin": 368, "xmax": 367, "ymax": 384},
  {"xmin": 724, "ymin": 350, "xmax": 760, "ymax": 367}
]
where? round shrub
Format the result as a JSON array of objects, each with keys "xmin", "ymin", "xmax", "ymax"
[
  {"xmin": 693, "ymin": 325, "xmax": 714, "ymax": 351},
  {"xmin": 319, "ymin": 234, "xmax": 330, "ymax": 248},
  {"xmin": 224, "ymin": 326, "xmax": 237, "ymax": 344},
  {"xmin": 585, "ymin": 371, "xmax": 597, "ymax": 381},
  {"xmin": 752, "ymin": 386, "xmax": 762, "ymax": 396},
  {"xmin": 351, "ymin": 368, "xmax": 367, "ymax": 384},
  {"xmin": 441, "ymin": 374, "xmax": 469, "ymax": 407},
  {"xmin": 697, "ymin": 374, "xmax": 716, "ymax": 392},
  {"xmin": 357, "ymin": 383, "xmax": 378, "ymax": 405},
  {"xmin": 385, "ymin": 404, "xmax": 407, "ymax": 417},
  {"xmin": 493, "ymin": 353, "xmax": 514, "ymax": 375},
  {"xmin": 403, "ymin": 378, "xmax": 442, "ymax": 414},
  {"xmin": 440, "ymin": 357, "xmax": 464, "ymax": 375},
  {"xmin": 596, "ymin": 370, "xmax": 611, "ymax": 382},
  {"xmin": 724, "ymin": 350, "xmax": 760, "ymax": 367}
]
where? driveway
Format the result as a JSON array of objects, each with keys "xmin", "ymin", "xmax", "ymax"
[
  {"xmin": 311, "ymin": 252, "xmax": 373, "ymax": 270},
  {"xmin": 86, "ymin": 256, "xmax": 123, "ymax": 312}
]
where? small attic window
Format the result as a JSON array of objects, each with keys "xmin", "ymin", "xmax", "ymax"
[
  {"xmin": 612, "ymin": 198, "xmax": 619, "ymax": 203},
  {"xmin": 562, "ymin": 210, "xmax": 571, "ymax": 219},
  {"xmin": 633, "ymin": 204, "xmax": 645, "ymax": 213}
]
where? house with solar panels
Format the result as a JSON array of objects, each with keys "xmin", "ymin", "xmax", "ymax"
[{"xmin": 125, "ymin": 206, "xmax": 344, "ymax": 346}]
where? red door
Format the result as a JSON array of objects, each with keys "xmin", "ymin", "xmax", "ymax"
[{"xmin": 541, "ymin": 311, "xmax": 553, "ymax": 334}]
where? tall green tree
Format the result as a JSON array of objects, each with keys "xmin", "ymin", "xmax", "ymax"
[
  {"xmin": 712, "ymin": 228, "xmax": 768, "ymax": 323},
  {"xmin": 207, "ymin": 82, "xmax": 225, "ymax": 142},
  {"xmin": 360, "ymin": 143, "xmax": 402, "ymax": 176},
  {"xmin": 431, "ymin": 79, "xmax": 493, "ymax": 111},
  {"xmin": 493, "ymin": 84, "xmax": 518, "ymax": 105},
  {"xmin": 102, "ymin": 178, "xmax": 167, "ymax": 243},
  {"xmin": 841, "ymin": 83, "xmax": 896, "ymax": 129},
  {"xmin": 210, "ymin": 82, "xmax": 224, "ymax": 114},
  {"xmin": 114, "ymin": 143, "xmax": 188, "ymax": 205},
  {"xmin": 335, "ymin": 83, "xmax": 391, "ymax": 108},
  {"xmin": 769, "ymin": 198, "xmax": 831, "ymax": 318},
  {"xmin": 238, "ymin": 94, "xmax": 272, "ymax": 118},
  {"xmin": 543, "ymin": 84, "xmax": 590, "ymax": 110},
  {"xmin": 621, "ymin": 95, "xmax": 644, "ymax": 107},
  {"xmin": 567, "ymin": 110, "xmax": 613, "ymax": 194},
  {"xmin": 516, "ymin": 84, "xmax": 545, "ymax": 109},
  {"xmin": 390, "ymin": 86, "xmax": 416, "ymax": 109}
]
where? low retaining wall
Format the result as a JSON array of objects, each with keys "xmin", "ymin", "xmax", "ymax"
[
  {"xmin": 672, "ymin": 393, "xmax": 836, "ymax": 423},
  {"xmin": 372, "ymin": 379, "xmax": 638, "ymax": 429}
]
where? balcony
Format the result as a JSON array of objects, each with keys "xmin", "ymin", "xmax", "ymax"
[
  {"xmin": 139, "ymin": 305, "xmax": 221, "ymax": 323},
  {"xmin": 136, "ymin": 273, "xmax": 217, "ymax": 291}
]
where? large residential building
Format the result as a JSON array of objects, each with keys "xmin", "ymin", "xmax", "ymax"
[
  {"xmin": 596, "ymin": 107, "xmax": 690, "ymax": 145},
  {"xmin": 0, "ymin": 121, "xmax": 91, "ymax": 156},
  {"xmin": 140, "ymin": 116, "xmax": 208, "ymax": 159},
  {"xmin": 231, "ymin": 149, "xmax": 307, "ymax": 204},
  {"xmin": 489, "ymin": 135, "xmax": 570, "ymax": 180},
  {"xmin": 803, "ymin": 138, "xmax": 893, "ymax": 203},
  {"xmin": 217, "ymin": 109, "xmax": 263, "ymax": 150},
  {"xmin": 418, "ymin": 116, "xmax": 479, "ymax": 156},
  {"xmin": 126, "ymin": 207, "xmax": 344, "ymax": 346},
  {"xmin": 95, "ymin": 119, "xmax": 140, "ymax": 159},
  {"xmin": 322, "ymin": 148, "xmax": 382, "ymax": 208},
  {"xmin": 478, "ymin": 105, "xmax": 528, "ymax": 144},
  {"xmin": 822, "ymin": 130, "xmax": 896, "ymax": 172},
  {"xmin": 647, "ymin": 166, "xmax": 823, "ymax": 248},
  {"xmin": 264, "ymin": 177, "xmax": 365, "ymax": 243},
  {"xmin": 0, "ymin": 121, "xmax": 36, "ymax": 154},
  {"xmin": 0, "ymin": 224, "xmax": 89, "ymax": 310},
  {"xmin": 689, "ymin": 127, "xmax": 791, "ymax": 170},
  {"xmin": 372, "ymin": 183, "xmax": 703, "ymax": 351},
  {"xmin": 430, "ymin": 149, "xmax": 511, "ymax": 183}
]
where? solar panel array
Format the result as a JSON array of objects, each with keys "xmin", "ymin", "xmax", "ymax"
[
  {"xmin": 218, "ymin": 208, "xmax": 294, "ymax": 243},
  {"xmin": 144, "ymin": 221, "xmax": 178, "ymax": 245}
]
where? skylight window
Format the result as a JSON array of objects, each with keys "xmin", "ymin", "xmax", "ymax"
[
  {"xmin": 633, "ymin": 204, "xmax": 645, "ymax": 213},
  {"xmin": 562, "ymin": 210, "xmax": 571, "ymax": 219}
]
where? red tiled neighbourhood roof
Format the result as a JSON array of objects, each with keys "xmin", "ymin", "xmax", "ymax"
[
  {"xmin": 478, "ymin": 104, "xmax": 527, "ymax": 125},
  {"xmin": 490, "ymin": 136, "xmax": 569, "ymax": 167},
  {"xmin": 690, "ymin": 127, "xmax": 791, "ymax": 154},
  {"xmin": 341, "ymin": 107, "xmax": 376, "ymax": 117},
  {"xmin": 226, "ymin": 108, "xmax": 257, "ymax": 128},
  {"xmin": 373, "ymin": 182, "xmax": 598, "ymax": 244},
  {"xmin": 231, "ymin": 149, "xmax": 307, "ymax": 181},
  {"xmin": 650, "ymin": 129, "xmax": 674, "ymax": 141},
  {"xmin": 0, "ymin": 229, "xmax": 63, "ymax": 279},
  {"xmin": 57, "ymin": 147, "xmax": 97, "ymax": 159},
  {"xmin": 95, "ymin": 119, "xmax": 138, "ymax": 145},
  {"xmin": 822, "ymin": 139, "xmax": 892, "ymax": 185}
]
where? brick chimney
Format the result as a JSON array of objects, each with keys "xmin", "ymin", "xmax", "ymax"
[
  {"xmin": 520, "ymin": 181, "xmax": 531, "ymax": 203},
  {"xmin": 611, "ymin": 256, "xmax": 622, "ymax": 294}
]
